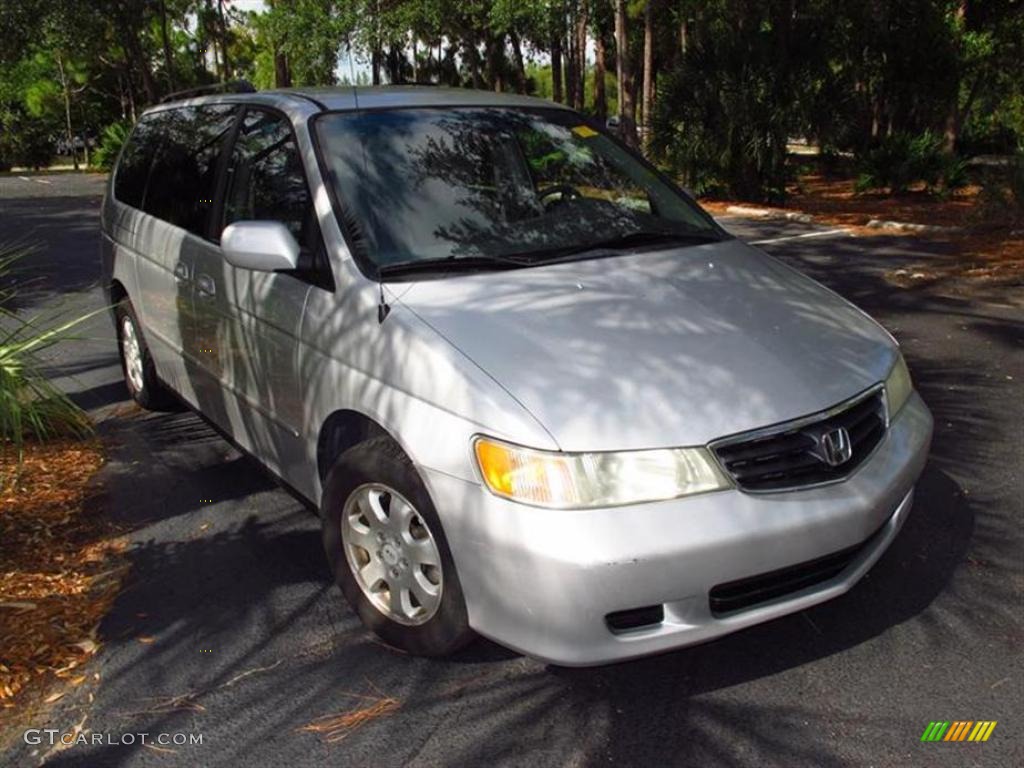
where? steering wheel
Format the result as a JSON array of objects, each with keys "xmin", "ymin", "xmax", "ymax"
[{"xmin": 538, "ymin": 184, "xmax": 581, "ymax": 209}]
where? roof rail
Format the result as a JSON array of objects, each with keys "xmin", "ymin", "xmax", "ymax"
[{"xmin": 159, "ymin": 79, "xmax": 257, "ymax": 104}]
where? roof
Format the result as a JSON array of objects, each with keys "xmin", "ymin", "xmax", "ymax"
[{"xmin": 151, "ymin": 85, "xmax": 574, "ymax": 115}]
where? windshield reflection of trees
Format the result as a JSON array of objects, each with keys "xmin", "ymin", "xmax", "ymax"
[{"xmin": 405, "ymin": 114, "xmax": 651, "ymax": 259}]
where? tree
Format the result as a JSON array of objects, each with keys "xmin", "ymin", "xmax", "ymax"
[
  {"xmin": 614, "ymin": 0, "xmax": 638, "ymax": 146},
  {"xmin": 641, "ymin": 0, "xmax": 654, "ymax": 147},
  {"xmin": 592, "ymin": 3, "xmax": 610, "ymax": 120}
]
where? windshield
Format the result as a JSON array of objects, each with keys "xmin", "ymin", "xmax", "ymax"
[{"xmin": 314, "ymin": 107, "xmax": 721, "ymax": 273}]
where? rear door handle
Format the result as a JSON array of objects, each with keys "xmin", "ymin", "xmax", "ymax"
[
  {"xmin": 196, "ymin": 274, "xmax": 216, "ymax": 298},
  {"xmin": 173, "ymin": 262, "xmax": 190, "ymax": 282}
]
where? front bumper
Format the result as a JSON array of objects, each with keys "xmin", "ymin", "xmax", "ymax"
[{"xmin": 422, "ymin": 391, "xmax": 933, "ymax": 666}]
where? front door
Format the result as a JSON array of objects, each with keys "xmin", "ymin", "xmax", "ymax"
[{"xmin": 194, "ymin": 106, "xmax": 322, "ymax": 478}]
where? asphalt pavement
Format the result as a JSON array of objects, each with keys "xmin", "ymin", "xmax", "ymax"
[{"xmin": 0, "ymin": 172, "xmax": 1021, "ymax": 767}]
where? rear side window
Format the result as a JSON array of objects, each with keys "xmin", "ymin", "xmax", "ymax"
[
  {"xmin": 221, "ymin": 108, "xmax": 313, "ymax": 246},
  {"xmin": 142, "ymin": 105, "xmax": 236, "ymax": 236},
  {"xmin": 113, "ymin": 115, "xmax": 162, "ymax": 209}
]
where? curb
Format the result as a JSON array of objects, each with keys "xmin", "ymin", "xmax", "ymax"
[
  {"xmin": 725, "ymin": 205, "xmax": 814, "ymax": 223},
  {"xmin": 865, "ymin": 219, "xmax": 963, "ymax": 234}
]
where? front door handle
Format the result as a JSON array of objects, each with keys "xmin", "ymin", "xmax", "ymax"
[
  {"xmin": 173, "ymin": 262, "xmax": 190, "ymax": 282},
  {"xmin": 196, "ymin": 274, "xmax": 216, "ymax": 298}
]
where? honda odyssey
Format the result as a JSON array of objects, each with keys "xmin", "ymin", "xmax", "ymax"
[{"xmin": 101, "ymin": 85, "xmax": 933, "ymax": 666}]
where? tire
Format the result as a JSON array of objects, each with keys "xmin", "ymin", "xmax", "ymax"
[
  {"xmin": 321, "ymin": 436, "xmax": 474, "ymax": 656},
  {"xmin": 115, "ymin": 299, "xmax": 178, "ymax": 411}
]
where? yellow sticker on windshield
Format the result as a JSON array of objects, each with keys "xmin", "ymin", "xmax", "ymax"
[{"xmin": 572, "ymin": 125, "xmax": 598, "ymax": 138}]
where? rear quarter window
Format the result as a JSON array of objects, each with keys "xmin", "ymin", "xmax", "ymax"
[{"xmin": 113, "ymin": 114, "xmax": 162, "ymax": 209}]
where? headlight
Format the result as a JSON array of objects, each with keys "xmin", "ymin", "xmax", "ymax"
[
  {"xmin": 473, "ymin": 437, "xmax": 732, "ymax": 509},
  {"xmin": 884, "ymin": 352, "xmax": 913, "ymax": 418}
]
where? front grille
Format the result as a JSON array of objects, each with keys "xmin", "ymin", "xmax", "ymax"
[
  {"xmin": 712, "ymin": 388, "xmax": 886, "ymax": 492},
  {"xmin": 708, "ymin": 530, "xmax": 879, "ymax": 617}
]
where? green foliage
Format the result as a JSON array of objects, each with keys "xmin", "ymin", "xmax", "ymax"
[
  {"xmin": 0, "ymin": 0, "xmax": 1021, "ymax": 197},
  {"xmin": 854, "ymin": 132, "xmax": 967, "ymax": 196},
  {"xmin": 525, "ymin": 63, "xmax": 618, "ymax": 116},
  {"xmin": 0, "ymin": 243, "xmax": 93, "ymax": 459},
  {"xmin": 0, "ymin": 107, "xmax": 54, "ymax": 170},
  {"xmin": 977, "ymin": 150, "xmax": 1024, "ymax": 227},
  {"xmin": 651, "ymin": 8, "xmax": 792, "ymax": 202},
  {"xmin": 92, "ymin": 121, "xmax": 132, "ymax": 171}
]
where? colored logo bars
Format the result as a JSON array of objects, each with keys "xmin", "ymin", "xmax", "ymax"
[{"xmin": 921, "ymin": 721, "xmax": 997, "ymax": 742}]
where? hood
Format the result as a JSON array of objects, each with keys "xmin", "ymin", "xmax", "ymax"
[{"xmin": 397, "ymin": 239, "xmax": 897, "ymax": 452}]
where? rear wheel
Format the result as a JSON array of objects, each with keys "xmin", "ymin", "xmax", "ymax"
[
  {"xmin": 321, "ymin": 437, "xmax": 474, "ymax": 656},
  {"xmin": 115, "ymin": 299, "xmax": 178, "ymax": 411}
]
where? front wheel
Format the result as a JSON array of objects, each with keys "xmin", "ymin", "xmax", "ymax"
[{"xmin": 321, "ymin": 437, "xmax": 474, "ymax": 656}]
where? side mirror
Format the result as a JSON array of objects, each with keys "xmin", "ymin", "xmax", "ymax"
[
  {"xmin": 606, "ymin": 115, "xmax": 621, "ymax": 134},
  {"xmin": 221, "ymin": 221, "xmax": 300, "ymax": 272}
]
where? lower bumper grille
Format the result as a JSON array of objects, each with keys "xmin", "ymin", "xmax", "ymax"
[
  {"xmin": 708, "ymin": 522, "xmax": 886, "ymax": 617},
  {"xmin": 606, "ymin": 604, "xmax": 664, "ymax": 633},
  {"xmin": 711, "ymin": 387, "xmax": 887, "ymax": 492}
]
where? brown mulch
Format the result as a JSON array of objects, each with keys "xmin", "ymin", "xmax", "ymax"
[
  {"xmin": 0, "ymin": 437, "xmax": 125, "ymax": 730},
  {"xmin": 791, "ymin": 175, "xmax": 984, "ymax": 229},
  {"xmin": 701, "ymin": 175, "xmax": 1024, "ymax": 292}
]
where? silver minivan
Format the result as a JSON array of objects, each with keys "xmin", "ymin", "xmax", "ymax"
[{"xmin": 101, "ymin": 85, "xmax": 933, "ymax": 666}]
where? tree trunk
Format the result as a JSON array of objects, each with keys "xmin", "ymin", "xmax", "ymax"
[
  {"xmin": 117, "ymin": 71, "xmax": 128, "ymax": 119},
  {"xmin": 465, "ymin": 37, "xmax": 484, "ymax": 89},
  {"xmin": 510, "ymin": 30, "xmax": 527, "ymax": 93},
  {"xmin": 594, "ymin": 26, "xmax": 608, "ymax": 120},
  {"xmin": 485, "ymin": 33, "xmax": 505, "ymax": 92},
  {"xmin": 121, "ymin": 25, "xmax": 158, "ymax": 104},
  {"xmin": 387, "ymin": 45, "xmax": 403, "ymax": 84},
  {"xmin": 565, "ymin": 20, "xmax": 578, "ymax": 109},
  {"xmin": 159, "ymin": 0, "xmax": 175, "ymax": 92},
  {"xmin": 575, "ymin": 1, "xmax": 588, "ymax": 111},
  {"xmin": 79, "ymin": 101, "xmax": 90, "ymax": 167},
  {"xmin": 217, "ymin": 0, "xmax": 231, "ymax": 79},
  {"xmin": 371, "ymin": 48, "xmax": 381, "ymax": 85},
  {"xmin": 56, "ymin": 53, "xmax": 78, "ymax": 170},
  {"xmin": 551, "ymin": 33, "xmax": 564, "ymax": 103},
  {"xmin": 943, "ymin": 0, "xmax": 968, "ymax": 153},
  {"xmin": 642, "ymin": 0, "xmax": 655, "ymax": 146},
  {"xmin": 203, "ymin": 0, "xmax": 221, "ymax": 80},
  {"xmin": 275, "ymin": 50, "xmax": 291, "ymax": 87},
  {"xmin": 614, "ymin": 0, "xmax": 638, "ymax": 146}
]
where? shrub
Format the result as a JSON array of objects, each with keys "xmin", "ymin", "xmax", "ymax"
[
  {"xmin": 855, "ymin": 131, "xmax": 966, "ymax": 196},
  {"xmin": 651, "ymin": 34, "xmax": 790, "ymax": 202},
  {"xmin": 977, "ymin": 150, "xmax": 1024, "ymax": 226},
  {"xmin": 91, "ymin": 120, "xmax": 131, "ymax": 171},
  {"xmin": 0, "ymin": 242, "xmax": 94, "ymax": 462},
  {"xmin": 0, "ymin": 116, "xmax": 54, "ymax": 170}
]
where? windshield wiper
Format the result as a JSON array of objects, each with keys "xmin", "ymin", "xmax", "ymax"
[
  {"xmin": 376, "ymin": 253, "xmax": 533, "ymax": 280},
  {"xmin": 523, "ymin": 230, "xmax": 722, "ymax": 264},
  {"xmin": 376, "ymin": 230, "xmax": 721, "ymax": 280}
]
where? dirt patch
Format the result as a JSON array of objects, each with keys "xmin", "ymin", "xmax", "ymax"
[
  {"xmin": 702, "ymin": 174, "xmax": 1024, "ymax": 294},
  {"xmin": 0, "ymin": 437, "xmax": 126, "ymax": 736}
]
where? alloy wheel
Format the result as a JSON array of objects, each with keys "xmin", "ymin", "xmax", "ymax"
[{"xmin": 341, "ymin": 483, "xmax": 443, "ymax": 625}]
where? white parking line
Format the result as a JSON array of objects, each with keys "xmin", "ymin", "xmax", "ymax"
[
  {"xmin": 748, "ymin": 228, "xmax": 850, "ymax": 245},
  {"xmin": 16, "ymin": 175, "xmax": 53, "ymax": 185}
]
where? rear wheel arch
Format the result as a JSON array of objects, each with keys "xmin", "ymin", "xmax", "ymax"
[
  {"xmin": 108, "ymin": 278, "xmax": 128, "ymax": 307},
  {"xmin": 109, "ymin": 280, "xmax": 128, "ymax": 303}
]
